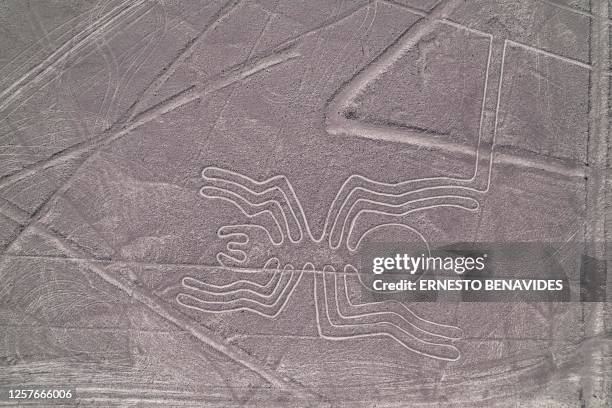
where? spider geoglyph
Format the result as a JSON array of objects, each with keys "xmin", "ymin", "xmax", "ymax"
[
  {"xmin": 176, "ymin": 135, "xmax": 495, "ymax": 362},
  {"xmin": 176, "ymin": 3, "xmax": 501, "ymax": 362}
]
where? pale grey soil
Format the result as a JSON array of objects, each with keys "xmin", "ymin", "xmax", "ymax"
[{"xmin": 0, "ymin": 0, "xmax": 610, "ymax": 406}]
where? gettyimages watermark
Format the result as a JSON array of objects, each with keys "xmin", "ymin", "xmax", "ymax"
[{"xmin": 358, "ymin": 242, "xmax": 609, "ymax": 302}]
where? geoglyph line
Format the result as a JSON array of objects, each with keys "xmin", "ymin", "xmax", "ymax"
[
  {"xmin": 181, "ymin": 258, "xmax": 284, "ymax": 297},
  {"xmin": 0, "ymin": 0, "xmax": 152, "ymax": 118},
  {"xmin": 328, "ymin": 1, "xmax": 592, "ymax": 178},
  {"xmin": 194, "ymin": 162, "xmax": 466, "ymax": 359},
  {"xmin": 313, "ymin": 269, "xmax": 461, "ymax": 361},
  {"xmin": 177, "ymin": 263, "xmax": 303, "ymax": 319}
]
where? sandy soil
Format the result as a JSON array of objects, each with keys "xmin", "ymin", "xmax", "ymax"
[{"xmin": 0, "ymin": 0, "xmax": 609, "ymax": 406}]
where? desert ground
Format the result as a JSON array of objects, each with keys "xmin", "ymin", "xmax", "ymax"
[{"xmin": 0, "ymin": 0, "xmax": 610, "ymax": 406}]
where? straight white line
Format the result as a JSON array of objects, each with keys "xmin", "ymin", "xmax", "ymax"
[{"xmin": 507, "ymin": 39, "xmax": 592, "ymax": 70}]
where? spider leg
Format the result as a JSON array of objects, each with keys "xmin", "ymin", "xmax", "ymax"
[
  {"xmin": 202, "ymin": 166, "xmax": 308, "ymax": 242},
  {"xmin": 176, "ymin": 259, "xmax": 303, "ymax": 318},
  {"xmin": 201, "ymin": 186, "xmax": 287, "ymax": 245},
  {"xmin": 313, "ymin": 268, "xmax": 461, "ymax": 361},
  {"xmin": 330, "ymin": 194, "xmax": 479, "ymax": 250},
  {"xmin": 323, "ymin": 175, "xmax": 478, "ymax": 238},
  {"xmin": 339, "ymin": 268, "xmax": 463, "ymax": 340},
  {"xmin": 184, "ymin": 257, "xmax": 284, "ymax": 295}
]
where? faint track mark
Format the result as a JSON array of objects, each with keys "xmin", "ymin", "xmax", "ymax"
[
  {"xmin": 0, "ymin": 47, "xmax": 300, "ymax": 192},
  {"xmin": 126, "ymin": 0, "xmax": 243, "ymax": 122},
  {"xmin": 0, "ymin": 0, "xmax": 151, "ymax": 117},
  {"xmin": 582, "ymin": 0, "xmax": 610, "ymax": 406},
  {"xmin": 20, "ymin": 221, "xmax": 328, "ymax": 404}
]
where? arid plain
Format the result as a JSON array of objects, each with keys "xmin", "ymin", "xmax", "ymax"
[{"xmin": 0, "ymin": 0, "xmax": 610, "ymax": 406}]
